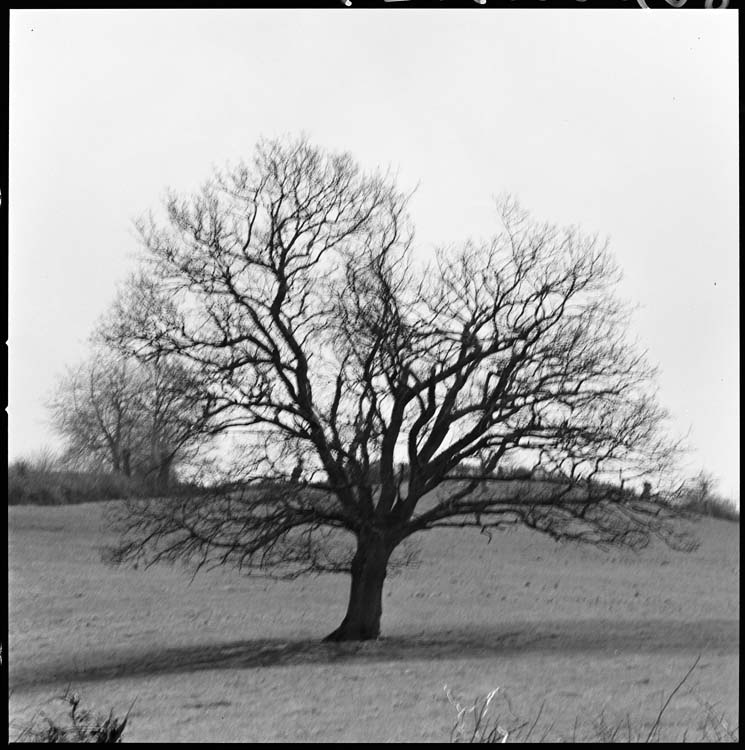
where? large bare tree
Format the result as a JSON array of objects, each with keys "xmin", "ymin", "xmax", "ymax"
[{"xmin": 106, "ymin": 137, "xmax": 693, "ymax": 641}]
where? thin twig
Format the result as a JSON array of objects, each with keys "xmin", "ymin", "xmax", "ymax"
[
  {"xmin": 645, "ymin": 654, "xmax": 701, "ymax": 743},
  {"xmin": 523, "ymin": 700, "xmax": 545, "ymax": 742}
]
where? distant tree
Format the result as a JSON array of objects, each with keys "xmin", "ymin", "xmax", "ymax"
[
  {"xmin": 50, "ymin": 351, "xmax": 140, "ymax": 477},
  {"xmin": 673, "ymin": 470, "xmax": 738, "ymax": 520},
  {"xmin": 130, "ymin": 357, "xmax": 212, "ymax": 492},
  {"xmin": 106, "ymin": 137, "xmax": 694, "ymax": 642},
  {"xmin": 50, "ymin": 346, "xmax": 212, "ymax": 492},
  {"xmin": 686, "ymin": 471, "xmax": 717, "ymax": 506}
]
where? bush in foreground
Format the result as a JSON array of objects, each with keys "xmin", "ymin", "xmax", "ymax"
[
  {"xmin": 446, "ymin": 657, "xmax": 738, "ymax": 743},
  {"xmin": 10, "ymin": 687, "xmax": 133, "ymax": 743}
]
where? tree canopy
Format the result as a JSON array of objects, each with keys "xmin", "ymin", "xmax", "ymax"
[{"xmin": 104, "ymin": 137, "xmax": 694, "ymax": 641}]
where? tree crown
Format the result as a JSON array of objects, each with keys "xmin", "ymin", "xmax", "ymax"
[{"xmin": 105, "ymin": 137, "xmax": 694, "ymax": 579}]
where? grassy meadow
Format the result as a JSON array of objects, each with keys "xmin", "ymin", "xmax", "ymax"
[{"xmin": 8, "ymin": 500, "xmax": 739, "ymax": 742}]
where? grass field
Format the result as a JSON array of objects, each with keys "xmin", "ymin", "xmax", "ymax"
[{"xmin": 8, "ymin": 501, "xmax": 739, "ymax": 742}]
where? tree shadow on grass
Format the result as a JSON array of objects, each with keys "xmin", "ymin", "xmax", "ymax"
[{"xmin": 9, "ymin": 618, "xmax": 738, "ymax": 690}]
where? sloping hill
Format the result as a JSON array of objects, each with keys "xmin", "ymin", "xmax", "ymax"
[{"xmin": 8, "ymin": 501, "xmax": 739, "ymax": 742}]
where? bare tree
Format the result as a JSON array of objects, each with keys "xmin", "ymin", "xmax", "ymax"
[
  {"xmin": 105, "ymin": 137, "xmax": 694, "ymax": 641},
  {"xmin": 129, "ymin": 357, "xmax": 212, "ymax": 492},
  {"xmin": 50, "ymin": 345, "xmax": 212, "ymax": 492},
  {"xmin": 50, "ymin": 351, "xmax": 140, "ymax": 476}
]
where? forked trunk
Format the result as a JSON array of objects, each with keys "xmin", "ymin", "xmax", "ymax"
[{"xmin": 323, "ymin": 533, "xmax": 392, "ymax": 642}]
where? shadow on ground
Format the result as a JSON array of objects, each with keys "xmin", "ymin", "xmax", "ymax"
[{"xmin": 10, "ymin": 618, "xmax": 738, "ymax": 690}]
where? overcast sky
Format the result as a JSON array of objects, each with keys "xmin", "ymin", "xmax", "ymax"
[{"xmin": 8, "ymin": 9, "xmax": 738, "ymax": 500}]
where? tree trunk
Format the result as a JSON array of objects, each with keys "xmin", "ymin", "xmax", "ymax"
[
  {"xmin": 323, "ymin": 533, "xmax": 392, "ymax": 642},
  {"xmin": 111, "ymin": 447, "xmax": 121, "ymax": 474},
  {"xmin": 122, "ymin": 448, "xmax": 132, "ymax": 478},
  {"xmin": 155, "ymin": 454, "xmax": 172, "ymax": 493}
]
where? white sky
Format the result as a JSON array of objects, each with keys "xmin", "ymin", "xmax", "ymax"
[{"xmin": 8, "ymin": 9, "xmax": 739, "ymax": 500}]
